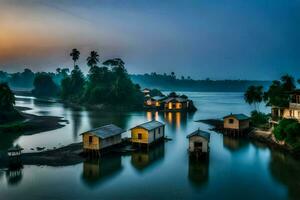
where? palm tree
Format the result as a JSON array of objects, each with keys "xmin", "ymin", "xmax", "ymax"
[
  {"xmin": 87, "ymin": 51, "xmax": 99, "ymax": 67},
  {"xmin": 70, "ymin": 49, "xmax": 80, "ymax": 68},
  {"xmin": 0, "ymin": 83, "xmax": 15, "ymax": 111},
  {"xmin": 244, "ymin": 85, "xmax": 264, "ymax": 111}
]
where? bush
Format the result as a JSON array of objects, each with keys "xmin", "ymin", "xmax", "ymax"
[
  {"xmin": 250, "ymin": 111, "xmax": 269, "ymax": 127},
  {"xmin": 273, "ymin": 119, "xmax": 300, "ymax": 142}
]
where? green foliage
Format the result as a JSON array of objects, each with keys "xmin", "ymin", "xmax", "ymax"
[
  {"xmin": 61, "ymin": 66, "xmax": 85, "ymax": 102},
  {"xmin": 62, "ymin": 50, "xmax": 144, "ymax": 108},
  {"xmin": 9, "ymin": 68, "xmax": 35, "ymax": 89},
  {"xmin": 244, "ymin": 85, "xmax": 264, "ymax": 111},
  {"xmin": 149, "ymin": 89, "xmax": 163, "ymax": 97},
  {"xmin": 264, "ymin": 74, "xmax": 296, "ymax": 107},
  {"xmin": 0, "ymin": 83, "xmax": 23, "ymax": 123},
  {"xmin": 273, "ymin": 119, "xmax": 300, "ymax": 142},
  {"xmin": 32, "ymin": 73, "xmax": 59, "ymax": 97},
  {"xmin": 0, "ymin": 83, "xmax": 15, "ymax": 111},
  {"xmin": 250, "ymin": 111, "xmax": 269, "ymax": 127}
]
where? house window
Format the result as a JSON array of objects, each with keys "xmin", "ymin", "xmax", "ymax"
[
  {"xmin": 138, "ymin": 133, "xmax": 142, "ymax": 140},
  {"xmin": 290, "ymin": 110, "xmax": 293, "ymax": 117},
  {"xmin": 158, "ymin": 128, "xmax": 160, "ymax": 134},
  {"xmin": 89, "ymin": 136, "xmax": 93, "ymax": 144},
  {"xmin": 229, "ymin": 119, "xmax": 234, "ymax": 124},
  {"xmin": 168, "ymin": 102, "xmax": 172, "ymax": 109},
  {"xmin": 194, "ymin": 142, "xmax": 203, "ymax": 149}
]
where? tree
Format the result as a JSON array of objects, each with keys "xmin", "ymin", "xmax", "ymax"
[
  {"xmin": 70, "ymin": 49, "xmax": 80, "ymax": 68},
  {"xmin": 61, "ymin": 66, "xmax": 85, "ymax": 101},
  {"xmin": 244, "ymin": 85, "xmax": 264, "ymax": 111},
  {"xmin": 281, "ymin": 74, "xmax": 295, "ymax": 92},
  {"xmin": 32, "ymin": 73, "xmax": 59, "ymax": 97},
  {"xmin": 0, "ymin": 83, "xmax": 15, "ymax": 111},
  {"xmin": 264, "ymin": 75, "xmax": 296, "ymax": 107},
  {"xmin": 87, "ymin": 51, "xmax": 99, "ymax": 68}
]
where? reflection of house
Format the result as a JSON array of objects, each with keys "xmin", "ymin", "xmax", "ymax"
[
  {"xmin": 188, "ymin": 158, "xmax": 209, "ymax": 187},
  {"xmin": 271, "ymin": 90, "xmax": 300, "ymax": 123},
  {"xmin": 131, "ymin": 120, "xmax": 165, "ymax": 147},
  {"xmin": 82, "ymin": 155, "xmax": 123, "ymax": 188},
  {"xmin": 223, "ymin": 136, "xmax": 248, "ymax": 152},
  {"xmin": 6, "ymin": 165, "xmax": 23, "ymax": 186},
  {"xmin": 81, "ymin": 124, "xmax": 125, "ymax": 156},
  {"xmin": 187, "ymin": 129, "xmax": 210, "ymax": 157},
  {"xmin": 223, "ymin": 114, "xmax": 250, "ymax": 133},
  {"xmin": 131, "ymin": 142, "xmax": 165, "ymax": 172}
]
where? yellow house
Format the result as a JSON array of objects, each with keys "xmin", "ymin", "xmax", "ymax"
[
  {"xmin": 131, "ymin": 120, "xmax": 165, "ymax": 146},
  {"xmin": 81, "ymin": 124, "xmax": 125, "ymax": 155},
  {"xmin": 271, "ymin": 90, "xmax": 300, "ymax": 123},
  {"xmin": 223, "ymin": 114, "xmax": 250, "ymax": 130}
]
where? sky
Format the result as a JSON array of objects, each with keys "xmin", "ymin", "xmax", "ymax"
[{"xmin": 0, "ymin": 0, "xmax": 299, "ymax": 80}]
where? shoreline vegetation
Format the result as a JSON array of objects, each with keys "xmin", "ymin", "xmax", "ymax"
[
  {"xmin": 196, "ymin": 74, "xmax": 300, "ymax": 159},
  {"xmin": 198, "ymin": 119, "xmax": 300, "ymax": 158}
]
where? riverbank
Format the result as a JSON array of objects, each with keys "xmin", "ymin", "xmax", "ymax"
[
  {"xmin": 0, "ymin": 139, "xmax": 170, "ymax": 168},
  {"xmin": 0, "ymin": 109, "xmax": 67, "ymax": 135},
  {"xmin": 198, "ymin": 119, "xmax": 300, "ymax": 159}
]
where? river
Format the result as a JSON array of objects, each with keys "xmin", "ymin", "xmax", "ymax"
[{"xmin": 0, "ymin": 92, "xmax": 299, "ymax": 200}]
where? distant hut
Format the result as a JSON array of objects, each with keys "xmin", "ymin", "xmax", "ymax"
[
  {"xmin": 187, "ymin": 129, "xmax": 210, "ymax": 158},
  {"xmin": 163, "ymin": 96, "xmax": 189, "ymax": 111},
  {"xmin": 142, "ymin": 88, "xmax": 151, "ymax": 96},
  {"xmin": 223, "ymin": 113, "xmax": 250, "ymax": 136},
  {"xmin": 81, "ymin": 124, "xmax": 125, "ymax": 157},
  {"xmin": 130, "ymin": 120, "xmax": 165, "ymax": 147},
  {"xmin": 7, "ymin": 145, "xmax": 24, "ymax": 166}
]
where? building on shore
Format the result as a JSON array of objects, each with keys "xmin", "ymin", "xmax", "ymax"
[
  {"xmin": 223, "ymin": 114, "xmax": 250, "ymax": 136},
  {"xmin": 130, "ymin": 120, "xmax": 165, "ymax": 147},
  {"xmin": 187, "ymin": 129, "xmax": 210, "ymax": 158},
  {"xmin": 144, "ymin": 92, "xmax": 197, "ymax": 112},
  {"xmin": 81, "ymin": 124, "xmax": 125, "ymax": 157},
  {"xmin": 271, "ymin": 90, "xmax": 300, "ymax": 124}
]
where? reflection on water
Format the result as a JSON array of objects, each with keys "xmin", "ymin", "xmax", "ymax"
[
  {"xmin": 269, "ymin": 151, "xmax": 300, "ymax": 200},
  {"xmin": 223, "ymin": 136, "xmax": 249, "ymax": 152},
  {"xmin": 3, "ymin": 92, "xmax": 300, "ymax": 199},
  {"xmin": 163, "ymin": 112, "xmax": 188, "ymax": 130},
  {"xmin": 5, "ymin": 165, "xmax": 23, "ymax": 186},
  {"xmin": 131, "ymin": 142, "xmax": 165, "ymax": 172},
  {"xmin": 188, "ymin": 158, "xmax": 209, "ymax": 188},
  {"xmin": 81, "ymin": 154, "xmax": 123, "ymax": 188}
]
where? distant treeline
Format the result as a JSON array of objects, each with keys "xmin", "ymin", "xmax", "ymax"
[
  {"xmin": 0, "ymin": 68, "xmax": 68, "ymax": 91},
  {"xmin": 130, "ymin": 72, "xmax": 271, "ymax": 92}
]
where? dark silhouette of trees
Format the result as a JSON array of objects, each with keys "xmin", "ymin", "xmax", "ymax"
[
  {"xmin": 32, "ymin": 73, "xmax": 59, "ymax": 97},
  {"xmin": 0, "ymin": 83, "xmax": 23, "ymax": 122},
  {"xmin": 61, "ymin": 66, "xmax": 85, "ymax": 102},
  {"xmin": 0, "ymin": 83, "xmax": 16, "ymax": 111},
  {"xmin": 87, "ymin": 51, "xmax": 100, "ymax": 68},
  {"xmin": 244, "ymin": 85, "xmax": 264, "ymax": 111},
  {"xmin": 70, "ymin": 49, "xmax": 80, "ymax": 68}
]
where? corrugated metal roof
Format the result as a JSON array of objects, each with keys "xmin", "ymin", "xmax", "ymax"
[
  {"xmin": 223, "ymin": 113, "xmax": 249, "ymax": 121},
  {"xmin": 131, "ymin": 120, "xmax": 165, "ymax": 131},
  {"xmin": 81, "ymin": 124, "xmax": 125, "ymax": 139},
  {"xmin": 187, "ymin": 129, "xmax": 210, "ymax": 141}
]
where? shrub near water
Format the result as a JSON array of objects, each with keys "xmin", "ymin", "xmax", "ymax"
[{"xmin": 273, "ymin": 119, "xmax": 300, "ymax": 149}]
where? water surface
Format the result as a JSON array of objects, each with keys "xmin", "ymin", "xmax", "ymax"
[{"xmin": 0, "ymin": 92, "xmax": 299, "ymax": 200}]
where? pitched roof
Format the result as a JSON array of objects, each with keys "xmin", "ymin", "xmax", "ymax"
[
  {"xmin": 131, "ymin": 120, "xmax": 165, "ymax": 131},
  {"xmin": 223, "ymin": 113, "xmax": 249, "ymax": 121},
  {"xmin": 187, "ymin": 129, "xmax": 210, "ymax": 141},
  {"xmin": 81, "ymin": 124, "xmax": 125, "ymax": 139},
  {"xmin": 163, "ymin": 97, "xmax": 188, "ymax": 103},
  {"xmin": 152, "ymin": 96, "xmax": 166, "ymax": 101}
]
